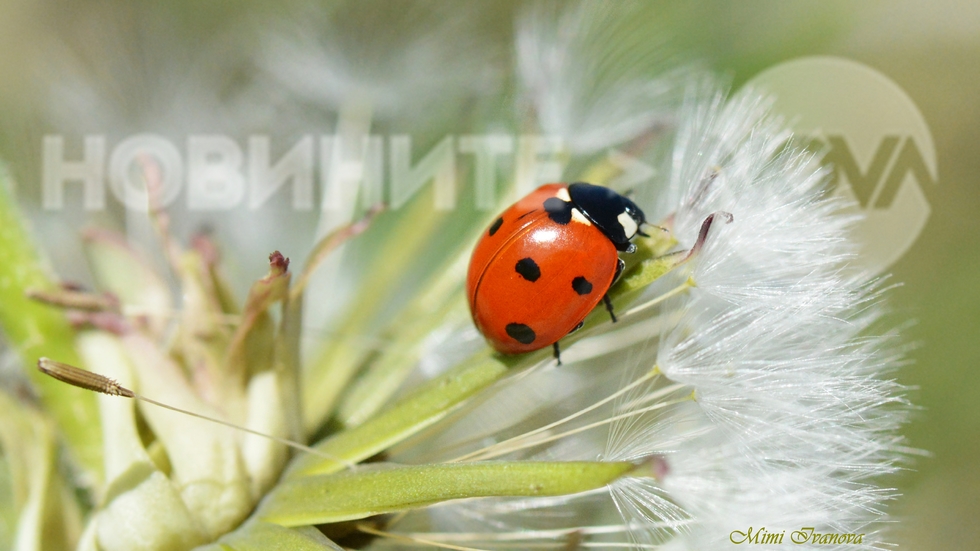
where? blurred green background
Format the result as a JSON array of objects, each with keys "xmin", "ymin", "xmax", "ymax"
[{"xmin": 0, "ymin": 1, "xmax": 976, "ymax": 549}]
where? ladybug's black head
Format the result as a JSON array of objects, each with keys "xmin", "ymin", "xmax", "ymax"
[{"xmin": 568, "ymin": 182, "xmax": 646, "ymax": 252}]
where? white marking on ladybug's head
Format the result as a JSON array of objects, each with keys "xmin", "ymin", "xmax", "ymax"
[
  {"xmin": 618, "ymin": 211, "xmax": 638, "ymax": 238},
  {"xmin": 556, "ymin": 187, "xmax": 572, "ymax": 202},
  {"xmin": 571, "ymin": 208, "xmax": 592, "ymax": 226}
]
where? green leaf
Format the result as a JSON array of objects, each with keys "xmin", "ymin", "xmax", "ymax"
[
  {"xmin": 120, "ymin": 332, "xmax": 253, "ymax": 538},
  {"xmin": 173, "ymin": 250, "xmax": 235, "ymax": 402},
  {"xmin": 81, "ymin": 228, "xmax": 173, "ymax": 338},
  {"xmin": 94, "ymin": 470, "xmax": 209, "ymax": 551},
  {"xmin": 199, "ymin": 521, "xmax": 343, "ymax": 551},
  {"xmin": 261, "ymin": 461, "xmax": 636, "ymax": 526},
  {"xmin": 335, "ymin": 280, "xmax": 470, "ymax": 428},
  {"xmin": 289, "ymin": 352, "xmax": 513, "ymax": 477},
  {"xmin": 614, "ymin": 227, "xmax": 681, "ymax": 294},
  {"xmin": 301, "ymin": 188, "xmax": 449, "ymax": 434},
  {"xmin": 224, "ymin": 252, "xmax": 290, "ymax": 384},
  {"xmin": 0, "ymin": 390, "xmax": 83, "ymax": 551},
  {"xmin": 0, "ymin": 167, "xmax": 102, "ymax": 482}
]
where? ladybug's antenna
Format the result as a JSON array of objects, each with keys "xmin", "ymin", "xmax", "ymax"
[
  {"xmin": 637, "ymin": 222, "xmax": 669, "ymax": 238},
  {"xmin": 36, "ymin": 357, "xmax": 350, "ymax": 465}
]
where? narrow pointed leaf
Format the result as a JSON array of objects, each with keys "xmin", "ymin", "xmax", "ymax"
[
  {"xmin": 336, "ymin": 289, "xmax": 469, "ymax": 428},
  {"xmin": 95, "ymin": 470, "xmax": 209, "ymax": 551},
  {"xmin": 174, "ymin": 250, "xmax": 235, "ymax": 397},
  {"xmin": 301, "ymin": 188, "xmax": 448, "ymax": 433},
  {"xmin": 0, "ymin": 169, "xmax": 102, "ymax": 481},
  {"xmin": 0, "ymin": 391, "xmax": 83, "ymax": 551},
  {"xmin": 224, "ymin": 252, "xmax": 290, "ymax": 382},
  {"xmin": 199, "ymin": 521, "xmax": 343, "ymax": 551},
  {"xmin": 121, "ymin": 333, "xmax": 253, "ymax": 537},
  {"xmin": 82, "ymin": 228, "xmax": 173, "ymax": 337},
  {"xmin": 262, "ymin": 461, "xmax": 635, "ymax": 526},
  {"xmin": 290, "ymin": 353, "xmax": 513, "ymax": 477},
  {"xmin": 190, "ymin": 231, "xmax": 242, "ymax": 316}
]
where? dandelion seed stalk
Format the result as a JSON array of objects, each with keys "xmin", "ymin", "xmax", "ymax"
[{"xmin": 34, "ymin": 358, "xmax": 340, "ymax": 462}]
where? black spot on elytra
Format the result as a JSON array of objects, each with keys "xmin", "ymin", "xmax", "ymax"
[
  {"xmin": 488, "ymin": 217, "xmax": 503, "ymax": 236},
  {"xmin": 543, "ymin": 197, "xmax": 573, "ymax": 225},
  {"xmin": 515, "ymin": 257, "xmax": 541, "ymax": 282},
  {"xmin": 506, "ymin": 323, "xmax": 536, "ymax": 344},
  {"xmin": 572, "ymin": 276, "xmax": 593, "ymax": 295}
]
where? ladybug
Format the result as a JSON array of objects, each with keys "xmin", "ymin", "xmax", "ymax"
[{"xmin": 467, "ymin": 182, "xmax": 647, "ymax": 362}]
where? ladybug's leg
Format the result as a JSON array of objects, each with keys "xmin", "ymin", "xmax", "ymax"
[
  {"xmin": 556, "ymin": 320, "xmax": 588, "ymax": 365},
  {"xmin": 603, "ymin": 259, "xmax": 625, "ymax": 323},
  {"xmin": 612, "ymin": 259, "xmax": 625, "ymax": 285},
  {"xmin": 603, "ymin": 294, "xmax": 618, "ymax": 323}
]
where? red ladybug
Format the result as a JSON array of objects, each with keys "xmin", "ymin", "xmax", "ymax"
[{"xmin": 467, "ymin": 182, "xmax": 647, "ymax": 361}]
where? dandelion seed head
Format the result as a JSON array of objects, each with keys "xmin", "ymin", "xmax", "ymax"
[
  {"xmin": 599, "ymin": 82, "xmax": 910, "ymax": 549},
  {"xmin": 380, "ymin": 84, "xmax": 912, "ymax": 538}
]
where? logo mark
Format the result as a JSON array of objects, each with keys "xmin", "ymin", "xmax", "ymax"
[{"xmin": 746, "ymin": 56, "xmax": 937, "ymax": 273}]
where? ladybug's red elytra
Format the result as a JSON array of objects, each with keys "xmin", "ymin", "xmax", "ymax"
[{"xmin": 466, "ymin": 182, "xmax": 647, "ymax": 362}]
